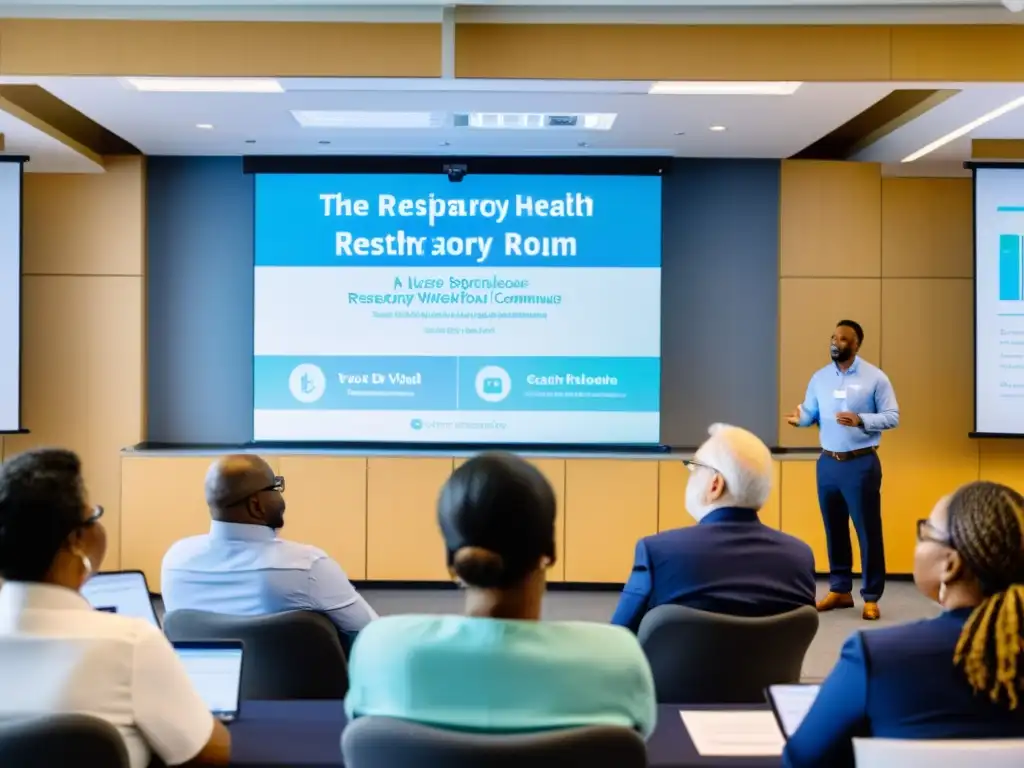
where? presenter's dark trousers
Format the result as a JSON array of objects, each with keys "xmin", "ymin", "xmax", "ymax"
[{"xmin": 816, "ymin": 450, "xmax": 885, "ymax": 602}]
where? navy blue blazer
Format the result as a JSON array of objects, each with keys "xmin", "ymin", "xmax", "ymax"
[
  {"xmin": 783, "ymin": 608, "xmax": 1024, "ymax": 768},
  {"xmin": 610, "ymin": 507, "xmax": 817, "ymax": 633}
]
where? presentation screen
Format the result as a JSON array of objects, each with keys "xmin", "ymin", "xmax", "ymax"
[
  {"xmin": 0, "ymin": 159, "xmax": 22, "ymax": 433},
  {"xmin": 252, "ymin": 172, "xmax": 662, "ymax": 445},
  {"xmin": 975, "ymin": 166, "xmax": 1024, "ymax": 435}
]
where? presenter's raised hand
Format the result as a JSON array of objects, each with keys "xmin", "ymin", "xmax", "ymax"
[{"xmin": 785, "ymin": 405, "xmax": 803, "ymax": 427}]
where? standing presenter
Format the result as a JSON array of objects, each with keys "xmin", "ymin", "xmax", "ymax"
[{"xmin": 786, "ymin": 320, "xmax": 899, "ymax": 621}]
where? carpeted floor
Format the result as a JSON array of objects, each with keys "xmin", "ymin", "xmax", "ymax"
[{"xmin": 359, "ymin": 578, "xmax": 940, "ymax": 682}]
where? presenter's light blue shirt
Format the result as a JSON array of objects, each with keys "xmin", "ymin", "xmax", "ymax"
[
  {"xmin": 344, "ymin": 614, "xmax": 657, "ymax": 737},
  {"xmin": 797, "ymin": 356, "xmax": 899, "ymax": 453},
  {"xmin": 161, "ymin": 521, "xmax": 377, "ymax": 633}
]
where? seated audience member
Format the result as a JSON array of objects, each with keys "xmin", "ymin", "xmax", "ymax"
[
  {"xmin": 345, "ymin": 452, "xmax": 657, "ymax": 736},
  {"xmin": 0, "ymin": 448, "xmax": 230, "ymax": 768},
  {"xmin": 784, "ymin": 480, "xmax": 1024, "ymax": 768},
  {"xmin": 162, "ymin": 454, "xmax": 377, "ymax": 635},
  {"xmin": 612, "ymin": 424, "xmax": 816, "ymax": 632}
]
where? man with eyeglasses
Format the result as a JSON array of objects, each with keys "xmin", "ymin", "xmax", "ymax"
[
  {"xmin": 161, "ymin": 454, "xmax": 377, "ymax": 636},
  {"xmin": 611, "ymin": 424, "xmax": 816, "ymax": 633}
]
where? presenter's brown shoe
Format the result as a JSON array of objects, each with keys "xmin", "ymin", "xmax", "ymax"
[
  {"xmin": 815, "ymin": 592, "xmax": 855, "ymax": 612},
  {"xmin": 862, "ymin": 602, "xmax": 881, "ymax": 621}
]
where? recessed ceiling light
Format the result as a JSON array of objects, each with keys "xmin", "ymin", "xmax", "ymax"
[
  {"xmin": 709, "ymin": 125, "xmax": 727, "ymax": 132},
  {"xmin": 196, "ymin": 123, "xmax": 214, "ymax": 130},
  {"xmin": 124, "ymin": 78, "xmax": 283, "ymax": 93},
  {"xmin": 292, "ymin": 111, "xmax": 443, "ymax": 129},
  {"xmin": 902, "ymin": 94, "xmax": 1024, "ymax": 162},
  {"xmin": 649, "ymin": 81, "xmax": 802, "ymax": 96},
  {"xmin": 465, "ymin": 113, "xmax": 616, "ymax": 131}
]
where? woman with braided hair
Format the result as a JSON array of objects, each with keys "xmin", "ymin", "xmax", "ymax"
[{"xmin": 784, "ymin": 480, "xmax": 1024, "ymax": 768}]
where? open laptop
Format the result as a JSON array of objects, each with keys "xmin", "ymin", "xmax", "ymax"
[
  {"xmin": 81, "ymin": 570, "xmax": 161, "ymax": 628},
  {"xmin": 766, "ymin": 684, "xmax": 821, "ymax": 739},
  {"xmin": 174, "ymin": 641, "xmax": 244, "ymax": 723}
]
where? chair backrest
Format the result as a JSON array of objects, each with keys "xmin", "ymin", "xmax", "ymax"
[
  {"xmin": 163, "ymin": 609, "xmax": 347, "ymax": 700},
  {"xmin": 0, "ymin": 713, "xmax": 129, "ymax": 768},
  {"xmin": 637, "ymin": 604, "xmax": 819, "ymax": 703},
  {"xmin": 342, "ymin": 716, "xmax": 647, "ymax": 768},
  {"xmin": 853, "ymin": 737, "xmax": 1024, "ymax": 768}
]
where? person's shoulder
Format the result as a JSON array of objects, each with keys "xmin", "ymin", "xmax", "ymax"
[
  {"xmin": 67, "ymin": 609, "xmax": 164, "ymax": 647},
  {"xmin": 543, "ymin": 621, "xmax": 647, "ymax": 658},
  {"xmin": 643, "ymin": 526, "xmax": 700, "ymax": 553},
  {"xmin": 858, "ymin": 358, "xmax": 890, "ymax": 380},
  {"xmin": 266, "ymin": 537, "xmax": 330, "ymax": 569},
  {"xmin": 162, "ymin": 533, "xmax": 210, "ymax": 561},
  {"xmin": 767, "ymin": 527, "xmax": 816, "ymax": 559}
]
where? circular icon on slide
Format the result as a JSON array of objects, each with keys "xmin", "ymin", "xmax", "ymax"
[
  {"xmin": 475, "ymin": 365, "xmax": 511, "ymax": 403},
  {"xmin": 289, "ymin": 364, "xmax": 326, "ymax": 403}
]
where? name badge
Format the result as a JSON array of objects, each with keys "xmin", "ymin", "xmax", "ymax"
[{"xmin": 834, "ymin": 389, "xmax": 847, "ymax": 399}]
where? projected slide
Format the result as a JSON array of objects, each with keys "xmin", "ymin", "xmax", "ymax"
[
  {"xmin": 253, "ymin": 173, "xmax": 662, "ymax": 444},
  {"xmin": 976, "ymin": 167, "xmax": 1024, "ymax": 435},
  {"xmin": 0, "ymin": 160, "xmax": 22, "ymax": 433}
]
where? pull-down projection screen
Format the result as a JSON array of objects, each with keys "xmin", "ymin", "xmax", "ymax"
[{"xmin": 0, "ymin": 158, "xmax": 23, "ymax": 433}]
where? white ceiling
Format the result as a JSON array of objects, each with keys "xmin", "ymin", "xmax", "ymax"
[
  {"xmin": 3, "ymin": 77, "xmax": 898, "ymax": 161},
  {"xmin": 1, "ymin": 76, "xmax": 1023, "ymax": 173},
  {"xmin": 0, "ymin": 108, "xmax": 103, "ymax": 172}
]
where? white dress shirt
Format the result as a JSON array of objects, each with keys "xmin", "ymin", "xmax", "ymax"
[
  {"xmin": 0, "ymin": 581, "xmax": 214, "ymax": 768},
  {"xmin": 161, "ymin": 521, "xmax": 377, "ymax": 633}
]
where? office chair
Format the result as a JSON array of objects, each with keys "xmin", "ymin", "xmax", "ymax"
[
  {"xmin": 163, "ymin": 609, "xmax": 348, "ymax": 700},
  {"xmin": 637, "ymin": 604, "xmax": 819, "ymax": 703},
  {"xmin": 853, "ymin": 737, "xmax": 1024, "ymax": 767},
  {"xmin": 342, "ymin": 716, "xmax": 647, "ymax": 768},
  {"xmin": 0, "ymin": 713, "xmax": 129, "ymax": 768}
]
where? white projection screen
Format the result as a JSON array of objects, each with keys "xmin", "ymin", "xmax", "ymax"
[{"xmin": 0, "ymin": 158, "xmax": 23, "ymax": 433}]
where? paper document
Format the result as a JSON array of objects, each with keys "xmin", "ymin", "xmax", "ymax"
[
  {"xmin": 768, "ymin": 684, "xmax": 821, "ymax": 736},
  {"xmin": 679, "ymin": 710, "xmax": 785, "ymax": 756}
]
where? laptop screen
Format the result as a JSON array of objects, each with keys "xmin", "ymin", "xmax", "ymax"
[
  {"xmin": 81, "ymin": 571, "xmax": 160, "ymax": 627},
  {"xmin": 175, "ymin": 643, "xmax": 244, "ymax": 719},
  {"xmin": 766, "ymin": 684, "xmax": 821, "ymax": 738}
]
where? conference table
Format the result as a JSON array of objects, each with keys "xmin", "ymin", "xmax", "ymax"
[{"xmin": 228, "ymin": 701, "xmax": 782, "ymax": 768}]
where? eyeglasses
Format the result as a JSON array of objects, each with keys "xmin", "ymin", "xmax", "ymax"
[
  {"xmin": 683, "ymin": 459, "xmax": 720, "ymax": 475},
  {"xmin": 226, "ymin": 476, "xmax": 285, "ymax": 508},
  {"xmin": 916, "ymin": 518, "xmax": 950, "ymax": 546},
  {"xmin": 82, "ymin": 506, "xmax": 104, "ymax": 526}
]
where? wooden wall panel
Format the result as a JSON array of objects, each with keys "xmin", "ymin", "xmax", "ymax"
[
  {"xmin": 277, "ymin": 456, "xmax": 367, "ymax": 581},
  {"xmin": 0, "ymin": 20, "xmax": 441, "ymax": 77},
  {"xmin": 878, "ymin": 278, "xmax": 978, "ymax": 573},
  {"xmin": 779, "ymin": 460, "xmax": 861, "ymax": 575},
  {"xmin": 366, "ymin": 457, "xmax": 453, "ymax": 581},
  {"xmin": 455, "ymin": 24, "xmax": 892, "ymax": 81},
  {"xmin": 659, "ymin": 460, "xmax": 781, "ymax": 531},
  {"xmin": 979, "ymin": 442, "xmax": 1024, "ymax": 487},
  {"xmin": 21, "ymin": 157, "xmax": 145, "ymax": 276},
  {"xmin": 563, "ymin": 459, "xmax": 658, "ymax": 582},
  {"xmin": 780, "ymin": 161, "xmax": 882, "ymax": 278},
  {"xmin": 778, "ymin": 278, "xmax": 882, "ymax": 446},
  {"xmin": 891, "ymin": 26, "xmax": 1024, "ymax": 81},
  {"xmin": 5, "ymin": 276, "xmax": 144, "ymax": 570},
  {"xmin": 881, "ymin": 178, "xmax": 973, "ymax": 278}
]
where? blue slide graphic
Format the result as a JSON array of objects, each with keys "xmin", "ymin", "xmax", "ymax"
[{"xmin": 252, "ymin": 172, "xmax": 663, "ymax": 444}]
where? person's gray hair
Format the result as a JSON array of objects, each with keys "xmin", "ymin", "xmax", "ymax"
[{"xmin": 695, "ymin": 423, "xmax": 773, "ymax": 510}]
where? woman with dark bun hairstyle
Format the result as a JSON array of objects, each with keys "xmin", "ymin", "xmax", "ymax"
[
  {"xmin": 784, "ymin": 480, "xmax": 1024, "ymax": 768},
  {"xmin": 345, "ymin": 451, "xmax": 656, "ymax": 736}
]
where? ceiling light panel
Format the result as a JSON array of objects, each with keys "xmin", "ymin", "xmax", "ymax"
[
  {"xmin": 902, "ymin": 94, "xmax": 1024, "ymax": 163},
  {"xmin": 462, "ymin": 113, "xmax": 617, "ymax": 131},
  {"xmin": 648, "ymin": 81, "xmax": 802, "ymax": 96},
  {"xmin": 292, "ymin": 111, "xmax": 444, "ymax": 129},
  {"xmin": 123, "ymin": 78, "xmax": 284, "ymax": 93}
]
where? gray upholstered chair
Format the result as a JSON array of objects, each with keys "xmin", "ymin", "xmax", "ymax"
[
  {"xmin": 0, "ymin": 713, "xmax": 129, "ymax": 768},
  {"xmin": 341, "ymin": 716, "xmax": 647, "ymax": 768},
  {"xmin": 637, "ymin": 604, "xmax": 819, "ymax": 703},
  {"xmin": 163, "ymin": 609, "xmax": 347, "ymax": 700}
]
